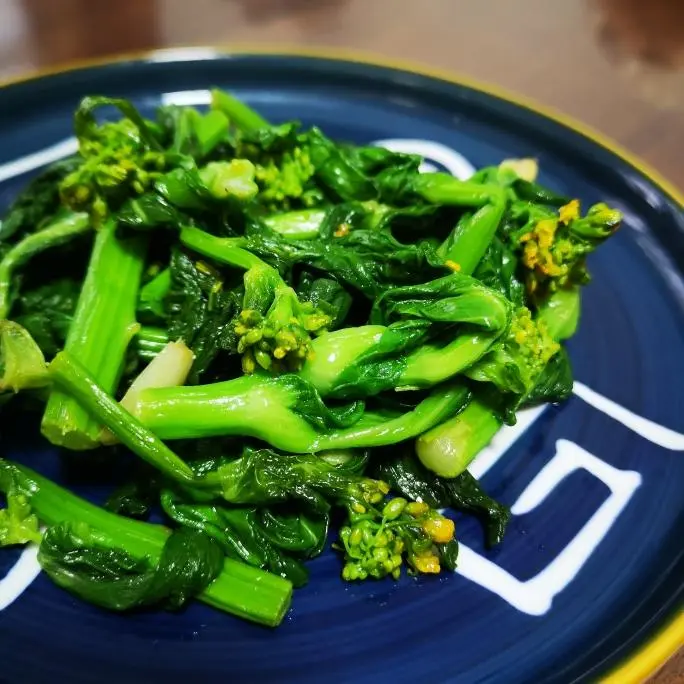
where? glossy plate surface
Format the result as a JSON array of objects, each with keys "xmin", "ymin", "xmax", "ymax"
[{"xmin": 0, "ymin": 51, "xmax": 682, "ymax": 684}]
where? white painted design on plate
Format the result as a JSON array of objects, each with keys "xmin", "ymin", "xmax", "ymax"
[
  {"xmin": 573, "ymin": 381, "xmax": 684, "ymax": 450},
  {"xmin": 456, "ymin": 440, "xmax": 641, "ymax": 615},
  {"xmin": 371, "ymin": 139, "xmax": 476, "ymax": 179},
  {"xmin": 0, "ymin": 544, "xmax": 40, "ymax": 610},
  {"xmin": 469, "ymin": 405, "xmax": 547, "ymax": 479},
  {"xmin": 0, "ymin": 138, "xmax": 78, "ymax": 183},
  {"xmin": 0, "ymin": 138, "xmax": 680, "ymax": 617},
  {"xmin": 161, "ymin": 90, "xmax": 212, "ymax": 106}
]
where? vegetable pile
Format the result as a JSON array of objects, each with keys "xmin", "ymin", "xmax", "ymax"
[{"xmin": 0, "ymin": 90, "xmax": 621, "ymax": 627}]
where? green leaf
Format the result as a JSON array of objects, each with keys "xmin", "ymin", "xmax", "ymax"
[
  {"xmin": 0, "ymin": 458, "xmax": 293, "ymax": 626},
  {"xmin": 258, "ymin": 507, "xmax": 329, "ymax": 557},
  {"xmin": 307, "ymin": 128, "xmax": 376, "ymax": 201},
  {"xmin": 296, "ymin": 275, "xmax": 352, "ymax": 329},
  {"xmin": 0, "ymin": 157, "xmax": 80, "ymax": 243},
  {"xmin": 280, "ymin": 375, "xmax": 365, "ymax": 430},
  {"xmin": 38, "ymin": 522, "xmax": 223, "ymax": 611},
  {"xmin": 166, "ymin": 248, "xmax": 241, "ymax": 382},
  {"xmin": 375, "ymin": 450, "xmax": 510, "ymax": 547},
  {"xmin": 117, "ymin": 193, "xmax": 188, "ymax": 231},
  {"xmin": 301, "ymin": 271, "xmax": 511, "ymax": 398},
  {"xmin": 105, "ymin": 476, "xmax": 160, "ymax": 520},
  {"xmin": 137, "ymin": 268, "xmax": 171, "ymax": 323},
  {"xmin": 243, "ymin": 208, "xmax": 440, "ymax": 298},
  {"xmin": 473, "ymin": 235, "xmax": 525, "ymax": 307},
  {"xmin": 160, "ymin": 490, "xmax": 314, "ymax": 587},
  {"xmin": 73, "ymin": 96, "xmax": 162, "ymax": 150},
  {"xmin": 0, "ymin": 211, "xmax": 91, "ymax": 319},
  {"xmin": 371, "ymin": 270, "xmax": 511, "ymax": 330},
  {"xmin": 523, "ymin": 345, "xmax": 573, "ymax": 407},
  {"xmin": 14, "ymin": 278, "xmax": 81, "ymax": 358}
]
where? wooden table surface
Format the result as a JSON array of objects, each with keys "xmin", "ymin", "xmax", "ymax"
[{"xmin": 0, "ymin": 0, "xmax": 682, "ymax": 681}]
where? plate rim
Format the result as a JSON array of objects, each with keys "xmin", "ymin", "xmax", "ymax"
[{"xmin": 0, "ymin": 44, "xmax": 682, "ymax": 683}]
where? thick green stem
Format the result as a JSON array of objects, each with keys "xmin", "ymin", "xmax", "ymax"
[
  {"xmin": 210, "ymin": 89, "xmax": 270, "ymax": 133},
  {"xmin": 302, "ymin": 325, "xmax": 501, "ymax": 396},
  {"xmin": 263, "ymin": 209, "xmax": 327, "ymax": 240},
  {"xmin": 314, "ymin": 384, "xmax": 469, "ymax": 451},
  {"xmin": 300, "ymin": 326, "xmax": 387, "ymax": 395},
  {"xmin": 48, "ymin": 351, "xmax": 197, "ymax": 483},
  {"xmin": 41, "ymin": 224, "xmax": 147, "ymax": 449},
  {"xmin": 414, "ymin": 285, "xmax": 581, "ymax": 478},
  {"xmin": 2, "ymin": 460, "xmax": 292, "ymax": 626},
  {"xmin": 101, "ymin": 340, "xmax": 194, "ymax": 445},
  {"xmin": 133, "ymin": 375, "xmax": 322, "ymax": 450},
  {"xmin": 412, "ymin": 174, "xmax": 500, "ymax": 207},
  {"xmin": 179, "ymin": 226, "xmax": 263, "ymax": 271},
  {"xmin": 537, "ymin": 287, "xmax": 580, "ymax": 341},
  {"xmin": 437, "ymin": 196, "xmax": 506, "ymax": 275},
  {"xmin": 416, "ymin": 398, "xmax": 500, "ymax": 477},
  {"xmin": 0, "ymin": 211, "xmax": 90, "ymax": 318},
  {"xmin": 413, "ymin": 174, "xmax": 507, "ymax": 276},
  {"xmin": 399, "ymin": 331, "xmax": 500, "ymax": 387},
  {"xmin": 133, "ymin": 376, "xmax": 467, "ymax": 453}
]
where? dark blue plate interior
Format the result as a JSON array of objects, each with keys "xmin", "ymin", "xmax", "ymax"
[{"xmin": 0, "ymin": 53, "xmax": 682, "ymax": 684}]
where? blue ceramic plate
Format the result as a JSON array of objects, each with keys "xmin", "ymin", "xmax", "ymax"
[{"xmin": 0, "ymin": 50, "xmax": 682, "ymax": 684}]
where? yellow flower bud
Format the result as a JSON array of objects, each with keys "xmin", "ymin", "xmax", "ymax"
[
  {"xmin": 422, "ymin": 515, "xmax": 455, "ymax": 543},
  {"xmin": 406, "ymin": 501, "xmax": 429, "ymax": 517},
  {"xmin": 559, "ymin": 199, "xmax": 580, "ymax": 225},
  {"xmin": 334, "ymin": 223, "xmax": 350, "ymax": 238},
  {"xmin": 412, "ymin": 552, "xmax": 441, "ymax": 574}
]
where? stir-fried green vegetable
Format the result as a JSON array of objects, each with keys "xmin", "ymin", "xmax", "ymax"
[{"xmin": 0, "ymin": 89, "xmax": 620, "ymax": 627}]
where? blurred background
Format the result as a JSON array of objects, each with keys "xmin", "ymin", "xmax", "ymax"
[
  {"xmin": 0, "ymin": 0, "xmax": 680, "ymax": 186},
  {"xmin": 0, "ymin": 0, "xmax": 682, "ymax": 680},
  {"xmin": 0, "ymin": 0, "xmax": 682, "ymax": 188}
]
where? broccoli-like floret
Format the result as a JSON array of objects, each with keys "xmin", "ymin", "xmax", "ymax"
[
  {"xmin": 338, "ymin": 497, "xmax": 456, "ymax": 580},
  {"xmin": 508, "ymin": 306, "xmax": 560, "ymax": 382},
  {"xmin": 465, "ymin": 306, "xmax": 560, "ymax": 397},
  {"xmin": 0, "ymin": 491, "xmax": 42, "ymax": 546},
  {"xmin": 513, "ymin": 200, "xmax": 622, "ymax": 303},
  {"xmin": 235, "ymin": 128, "xmax": 320, "ymax": 210},
  {"xmin": 235, "ymin": 265, "xmax": 331, "ymax": 374},
  {"xmin": 252, "ymin": 147, "xmax": 317, "ymax": 208},
  {"xmin": 200, "ymin": 446, "xmax": 456, "ymax": 581},
  {"xmin": 60, "ymin": 118, "xmax": 167, "ymax": 223}
]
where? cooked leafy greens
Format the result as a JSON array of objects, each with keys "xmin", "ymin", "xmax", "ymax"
[{"xmin": 0, "ymin": 90, "xmax": 620, "ymax": 627}]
